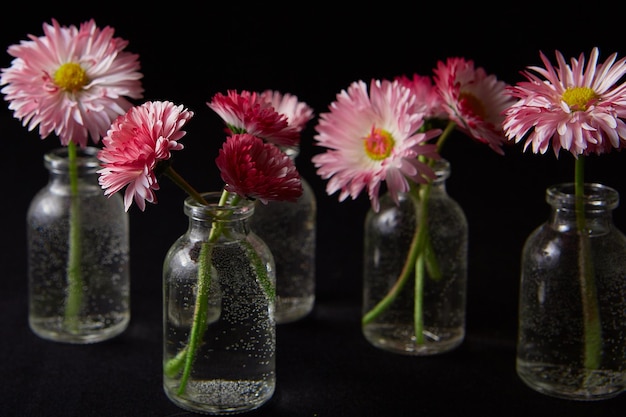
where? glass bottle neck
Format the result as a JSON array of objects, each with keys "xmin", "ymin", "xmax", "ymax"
[
  {"xmin": 184, "ymin": 192, "xmax": 254, "ymax": 240},
  {"xmin": 547, "ymin": 183, "xmax": 618, "ymax": 235}
]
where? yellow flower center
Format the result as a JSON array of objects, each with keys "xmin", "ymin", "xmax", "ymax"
[
  {"xmin": 562, "ymin": 87, "xmax": 598, "ymax": 111},
  {"xmin": 364, "ymin": 127, "xmax": 394, "ymax": 160},
  {"xmin": 459, "ymin": 92, "xmax": 486, "ymax": 119},
  {"xmin": 53, "ymin": 62, "xmax": 89, "ymax": 92}
]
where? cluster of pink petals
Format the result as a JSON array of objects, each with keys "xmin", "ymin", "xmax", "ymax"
[
  {"xmin": 216, "ymin": 133, "xmax": 303, "ymax": 204},
  {"xmin": 259, "ymin": 90, "xmax": 315, "ymax": 133},
  {"xmin": 97, "ymin": 101, "xmax": 193, "ymax": 211},
  {"xmin": 207, "ymin": 90, "xmax": 300, "ymax": 148},
  {"xmin": 0, "ymin": 19, "xmax": 144, "ymax": 147},
  {"xmin": 312, "ymin": 79, "xmax": 441, "ymax": 212},
  {"xmin": 395, "ymin": 73, "xmax": 448, "ymax": 121},
  {"xmin": 503, "ymin": 47, "xmax": 626, "ymax": 157},
  {"xmin": 434, "ymin": 57, "xmax": 514, "ymax": 155}
]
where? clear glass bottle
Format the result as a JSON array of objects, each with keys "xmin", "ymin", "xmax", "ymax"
[
  {"xmin": 362, "ymin": 159, "xmax": 468, "ymax": 355},
  {"xmin": 249, "ymin": 146, "xmax": 316, "ymax": 323},
  {"xmin": 27, "ymin": 146, "xmax": 130, "ymax": 343},
  {"xmin": 163, "ymin": 192, "xmax": 276, "ymax": 414},
  {"xmin": 517, "ymin": 182, "xmax": 626, "ymax": 400}
]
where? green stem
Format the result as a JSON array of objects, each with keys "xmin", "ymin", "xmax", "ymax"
[
  {"xmin": 414, "ymin": 253, "xmax": 426, "ymax": 344},
  {"xmin": 574, "ymin": 156, "xmax": 601, "ymax": 372},
  {"xmin": 64, "ymin": 141, "xmax": 83, "ymax": 332},
  {"xmin": 177, "ymin": 241, "xmax": 212, "ymax": 395}
]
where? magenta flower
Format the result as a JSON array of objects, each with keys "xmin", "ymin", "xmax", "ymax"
[
  {"xmin": 503, "ymin": 47, "xmax": 626, "ymax": 157},
  {"xmin": 0, "ymin": 19, "xmax": 144, "ymax": 147},
  {"xmin": 216, "ymin": 133, "xmax": 303, "ymax": 204},
  {"xmin": 207, "ymin": 90, "xmax": 300, "ymax": 148},
  {"xmin": 433, "ymin": 57, "xmax": 514, "ymax": 154},
  {"xmin": 312, "ymin": 78, "xmax": 440, "ymax": 213},
  {"xmin": 97, "ymin": 101, "xmax": 193, "ymax": 211}
]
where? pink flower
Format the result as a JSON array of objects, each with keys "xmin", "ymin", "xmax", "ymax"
[
  {"xmin": 433, "ymin": 57, "xmax": 514, "ymax": 155},
  {"xmin": 312, "ymin": 79, "xmax": 441, "ymax": 212},
  {"xmin": 503, "ymin": 47, "xmax": 626, "ymax": 157},
  {"xmin": 259, "ymin": 90, "xmax": 314, "ymax": 132},
  {"xmin": 395, "ymin": 73, "xmax": 447, "ymax": 121},
  {"xmin": 0, "ymin": 19, "xmax": 144, "ymax": 147},
  {"xmin": 216, "ymin": 133, "xmax": 303, "ymax": 204},
  {"xmin": 97, "ymin": 101, "xmax": 194, "ymax": 211},
  {"xmin": 207, "ymin": 90, "xmax": 300, "ymax": 147}
]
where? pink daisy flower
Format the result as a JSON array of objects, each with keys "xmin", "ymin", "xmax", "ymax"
[
  {"xmin": 97, "ymin": 101, "xmax": 194, "ymax": 211},
  {"xmin": 0, "ymin": 19, "xmax": 144, "ymax": 147},
  {"xmin": 395, "ymin": 73, "xmax": 447, "ymax": 121},
  {"xmin": 207, "ymin": 90, "xmax": 300, "ymax": 148},
  {"xmin": 312, "ymin": 79, "xmax": 441, "ymax": 213},
  {"xmin": 216, "ymin": 133, "xmax": 303, "ymax": 204},
  {"xmin": 259, "ymin": 90, "xmax": 314, "ymax": 132},
  {"xmin": 503, "ymin": 47, "xmax": 626, "ymax": 157},
  {"xmin": 433, "ymin": 57, "xmax": 514, "ymax": 155}
]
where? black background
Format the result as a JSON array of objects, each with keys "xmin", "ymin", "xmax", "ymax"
[{"xmin": 2, "ymin": 2, "xmax": 626, "ymax": 416}]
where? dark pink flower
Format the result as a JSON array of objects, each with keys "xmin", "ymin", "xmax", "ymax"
[
  {"xmin": 207, "ymin": 90, "xmax": 300, "ymax": 147},
  {"xmin": 434, "ymin": 57, "xmax": 514, "ymax": 155},
  {"xmin": 216, "ymin": 133, "xmax": 303, "ymax": 204}
]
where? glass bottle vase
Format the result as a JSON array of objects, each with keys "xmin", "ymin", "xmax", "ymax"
[
  {"xmin": 517, "ymin": 182, "xmax": 626, "ymax": 400},
  {"xmin": 163, "ymin": 192, "xmax": 276, "ymax": 415},
  {"xmin": 362, "ymin": 159, "xmax": 468, "ymax": 355},
  {"xmin": 27, "ymin": 146, "xmax": 130, "ymax": 343},
  {"xmin": 249, "ymin": 149, "xmax": 316, "ymax": 323}
]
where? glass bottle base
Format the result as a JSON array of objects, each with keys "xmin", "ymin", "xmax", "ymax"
[
  {"xmin": 275, "ymin": 295, "xmax": 314, "ymax": 324},
  {"xmin": 516, "ymin": 359, "xmax": 626, "ymax": 400},
  {"xmin": 29, "ymin": 313, "xmax": 129, "ymax": 344},
  {"xmin": 163, "ymin": 378, "xmax": 274, "ymax": 415},
  {"xmin": 362, "ymin": 323, "xmax": 464, "ymax": 355}
]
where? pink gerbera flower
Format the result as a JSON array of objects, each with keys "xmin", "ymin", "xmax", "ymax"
[
  {"xmin": 312, "ymin": 79, "xmax": 441, "ymax": 212},
  {"xmin": 502, "ymin": 47, "xmax": 626, "ymax": 157},
  {"xmin": 259, "ymin": 90, "xmax": 315, "ymax": 132},
  {"xmin": 97, "ymin": 101, "xmax": 193, "ymax": 211},
  {"xmin": 207, "ymin": 90, "xmax": 300, "ymax": 147},
  {"xmin": 434, "ymin": 57, "xmax": 514, "ymax": 154},
  {"xmin": 216, "ymin": 133, "xmax": 303, "ymax": 204},
  {"xmin": 0, "ymin": 19, "xmax": 144, "ymax": 147}
]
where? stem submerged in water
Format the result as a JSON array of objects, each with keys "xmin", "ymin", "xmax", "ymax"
[
  {"xmin": 64, "ymin": 141, "xmax": 83, "ymax": 332},
  {"xmin": 574, "ymin": 156, "xmax": 602, "ymax": 372}
]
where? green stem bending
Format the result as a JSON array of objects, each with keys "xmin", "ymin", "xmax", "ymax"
[
  {"xmin": 64, "ymin": 141, "xmax": 83, "ymax": 332},
  {"xmin": 574, "ymin": 156, "xmax": 602, "ymax": 371}
]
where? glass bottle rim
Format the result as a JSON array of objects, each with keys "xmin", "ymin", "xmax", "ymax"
[
  {"xmin": 546, "ymin": 182, "xmax": 619, "ymax": 210},
  {"xmin": 184, "ymin": 191, "xmax": 255, "ymax": 221},
  {"xmin": 44, "ymin": 146, "xmax": 101, "ymax": 173}
]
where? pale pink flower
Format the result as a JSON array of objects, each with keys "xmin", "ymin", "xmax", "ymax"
[
  {"xmin": 503, "ymin": 47, "xmax": 626, "ymax": 157},
  {"xmin": 216, "ymin": 133, "xmax": 303, "ymax": 203},
  {"xmin": 0, "ymin": 19, "xmax": 144, "ymax": 147},
  {"xmin": 395, "ymin": 73, "xmax": 447, "ymax": 121},
  {"xmin": 433, "ymin": 57, "xmax": 513, "ymax": 154},
  {"xmin": 97, "ymin": 101, "xmax": 193, "ymax": 211},
  {"xmin": 259, "ymin": 90, "xmax": 314, "ymax": 132},
  {"xmin": 207, "ymin": 90, "xmax": 300, "ymax": 147},
  {"xmin": 312, "ymin": 79, "xmax": 441, "ymax": 212}
]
